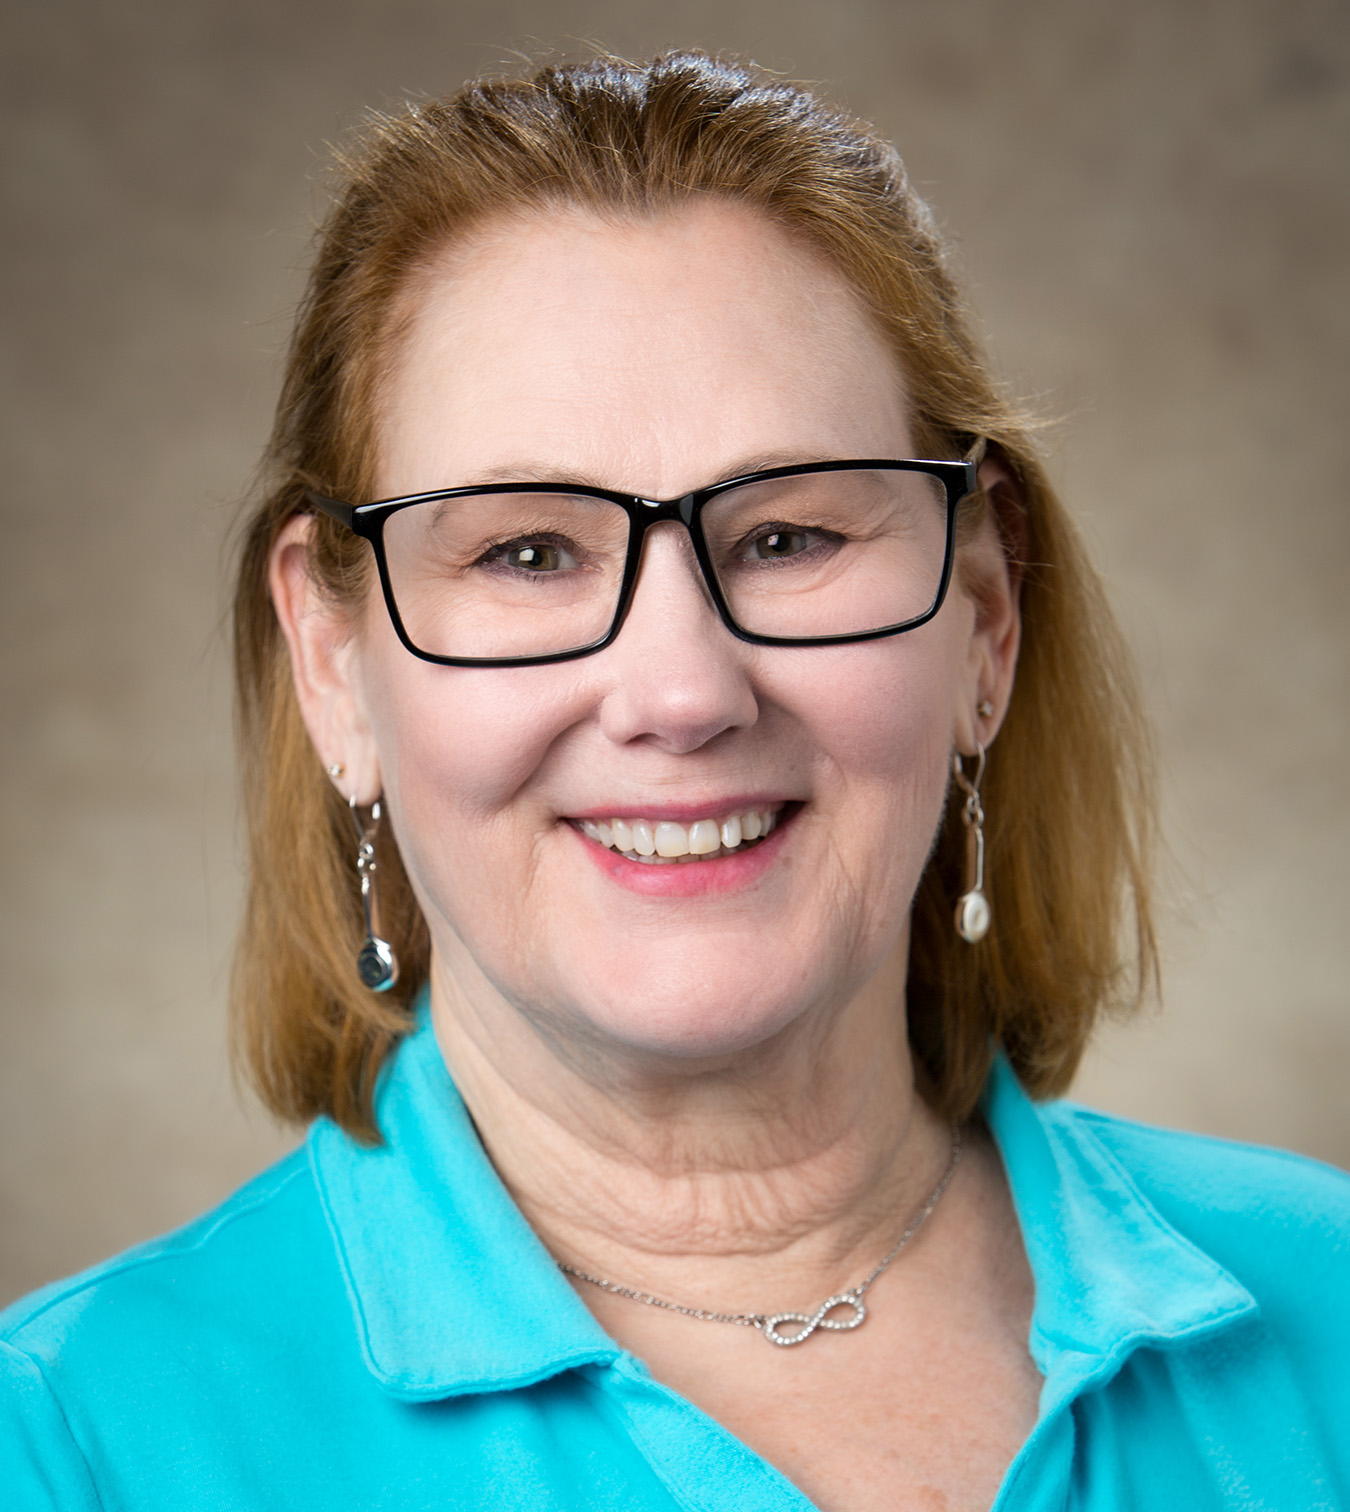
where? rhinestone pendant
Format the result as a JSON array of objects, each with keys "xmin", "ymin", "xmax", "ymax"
[{"xmin": 761, "ymin": 1292, "xmax": 867, "ymax": 1346}]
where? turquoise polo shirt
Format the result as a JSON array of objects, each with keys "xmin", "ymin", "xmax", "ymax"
[{"xmin": 4, "ymin": 1005, "xmax": 1348, "ymax": 1509}]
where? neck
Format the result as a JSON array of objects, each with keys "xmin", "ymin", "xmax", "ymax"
[{"xmin": 428, "ymin": 938, "xmax": 954, "ymax": 1313}]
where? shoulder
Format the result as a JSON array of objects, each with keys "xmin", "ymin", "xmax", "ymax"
[
  {"xmin": 1059, "ymin": 1102, "xmax": 1350, "ymax": 1233},
  {"xmin": 0, "ymin": 1143, "xmax": 349, "ymax": 1450},
  {"xmin": 0, "ymin": 1142, "xmax": 380, "ymax": 1507},
  {"xmin": 1, "ymin": 1145, "xmax": 320, "ymax": 1357},
  {"xmin": 1055, "ymin": 1102, "xmax": 1350, "ymax": 1317}
]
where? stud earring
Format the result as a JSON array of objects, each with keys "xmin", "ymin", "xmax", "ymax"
[
  {"xmin": 350, "ymin": 795, "xmax": 399, "ymax": 992},
  {"xmin": 952, "ymin": 743, "xmax": 991, "ymax": 944},
  {"xmin": 328, "ymin": 762, "xmax": 345, "ymax": 781},
  {"xmin": 976, "ymin": 699, "xmax": 994, "ymax": 719}
]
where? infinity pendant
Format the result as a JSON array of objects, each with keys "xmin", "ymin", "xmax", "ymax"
[{"xmin": 761, "ymin": 1291, "xmax": 867, "ymax": 1347}]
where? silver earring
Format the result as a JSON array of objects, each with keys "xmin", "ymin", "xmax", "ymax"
[
  {"xmin": 952, "ymin": 744, "xmax": 991, "ymax": 944},
  {"xmin": 350, "ymin": 795, "xmax": 399, "ymax": 992},
  {"xmin": 976, "ymin": 699, "xmax": 994, "ymax": 719},
  {"xmin": 328, "ymin": 762, "xmax": 345, "ymax": 780}
]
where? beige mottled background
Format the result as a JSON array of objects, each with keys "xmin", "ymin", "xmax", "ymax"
[{"xmin": 2, "ymin": 0, "xmax": 1347, "ymax": 1306}]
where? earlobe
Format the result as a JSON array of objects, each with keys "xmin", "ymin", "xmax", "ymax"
[
  {"xmin": 957, "ymin": 582, "xmax": 1020, "ymax": 755},
  {"xmin": 268, "ymin": 515, "xmax": 382, "ymax": 801}
]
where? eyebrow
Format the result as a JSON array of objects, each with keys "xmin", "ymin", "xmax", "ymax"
[{"xmin": 460, "ymin": 450, "xmax": 846, "ymax": 495}]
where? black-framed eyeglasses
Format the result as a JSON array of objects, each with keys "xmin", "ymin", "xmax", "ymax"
[{"xmin": 307, "ymin": 457, "xmax": 976, "ymax": 667}]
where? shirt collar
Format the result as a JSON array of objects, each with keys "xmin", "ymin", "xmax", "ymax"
[
  {"xmin": 981, "ymin": 1052, "xmax": 1257, "ymax": 1402},
  {"xmin": 311, "ymin": 1001, "xmax": 1257, "ymax": 1402},
  {"xmin": 308, "ymin": 998, "xmax": 619, "ymax": 1400}
]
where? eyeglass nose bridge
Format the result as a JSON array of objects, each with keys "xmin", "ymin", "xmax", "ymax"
[
  {"xmin": 635, "ymin": 492, "xmax": 699, "ymax": 524},
  {"xmin": 625, "ymin": 490, "xmax": 710, "ymax": 588},
  {"xmin": 611, "ymin": 489, "xmax": 732, "ymax": 640}
]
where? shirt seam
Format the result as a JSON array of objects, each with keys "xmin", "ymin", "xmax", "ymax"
[
  {"xmin": 4, "ymin": 1341, "xmax": 110, "ymax": 1512},
  {"xmin": 1, "ymin": 1157, "xmax": 309, "ymax": 1343}
]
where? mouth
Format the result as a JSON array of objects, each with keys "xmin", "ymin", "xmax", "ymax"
[{"xmin": 572, "ymin": 803, "xmax": 785, "ymax": 865}]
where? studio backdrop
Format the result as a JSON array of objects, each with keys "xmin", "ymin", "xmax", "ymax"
[{"xmin": 2, "ymin": 0, "xmax": 1346, "ymax": 1305}]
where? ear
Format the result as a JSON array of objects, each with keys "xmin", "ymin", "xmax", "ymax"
[
  {"xmin": 268, "ymin": 515, "xmax": 383, "ymax": 803},
  {"xmin": 952, "ymin": 449, "xmax": 1023, "ymax": 756}
]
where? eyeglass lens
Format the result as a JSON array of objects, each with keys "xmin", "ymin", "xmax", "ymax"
[{"xmin": 379, "ymin": 467, "xmax": 950, "ymax": 661}]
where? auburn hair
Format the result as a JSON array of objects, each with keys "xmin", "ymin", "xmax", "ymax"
[{"xmin": 232, "ymin": 50, "xmax": 1156, "ymax": 1141}]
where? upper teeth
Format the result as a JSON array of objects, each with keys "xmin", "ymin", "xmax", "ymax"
[{"xmin": 578, "ymin": 806, "xmax": 782, "ymax": 862}]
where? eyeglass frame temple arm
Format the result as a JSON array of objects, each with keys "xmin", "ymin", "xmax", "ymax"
[{"xmin": 306, "ymin": 490, "xmax": 358, "ymax": 530}]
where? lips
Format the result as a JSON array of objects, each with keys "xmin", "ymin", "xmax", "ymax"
[{"xmin": 575, "ymin": 804, "xmax": 783, "ymax": 864}]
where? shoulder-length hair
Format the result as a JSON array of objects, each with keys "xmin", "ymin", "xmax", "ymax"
[{"xmin": 232, "ymin": 50, "xmax": 1156, "ymax": 1141}]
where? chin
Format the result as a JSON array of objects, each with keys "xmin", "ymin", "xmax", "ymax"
[{"xmin": 546, "ymin": 945, "xmax": 839, "ymax": 1063}]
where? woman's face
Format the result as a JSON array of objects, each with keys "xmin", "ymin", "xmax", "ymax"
[{"xmin": 301, "ymin": 202, "xmax": 1016, "ymax": 1064}]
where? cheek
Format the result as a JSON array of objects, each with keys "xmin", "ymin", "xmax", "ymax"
[
  {"xmin": 354, "ymin": 631, "xmax": 585, "ymax": 891},
  {"xmin": 774, "ymin": 613, "xmax": 971, "ymax": 949},
  {"xmin": 387, "ymin": 672, "xmax": 561, "ymax": 811},
  {"xmin": 780, "ymin": 620, "xmax": 964, "ymax": 801}
]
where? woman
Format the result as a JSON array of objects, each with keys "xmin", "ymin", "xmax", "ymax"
[{"xmin": 3, "ymin": 51, "xmax": 1346, "ymax": 1512}]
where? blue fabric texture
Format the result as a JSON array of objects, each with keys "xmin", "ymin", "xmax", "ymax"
[{"xmin": 3, "ymin": 1005, "xmax": 1348, "ymax": 1510}]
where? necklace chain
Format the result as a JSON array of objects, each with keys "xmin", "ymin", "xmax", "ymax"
[{"xmin": 558, "ymin": 1125, "xmax": 963, "ymax": 1347}]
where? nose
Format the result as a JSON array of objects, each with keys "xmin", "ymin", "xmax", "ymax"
[{"xmin": 595, "ymin": 522, "xmax": 759, "ymax": 753}]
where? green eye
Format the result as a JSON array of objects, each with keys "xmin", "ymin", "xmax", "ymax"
[{"xmin": 505, "ymin": 542, "xmax": 573, "ymax": 572}]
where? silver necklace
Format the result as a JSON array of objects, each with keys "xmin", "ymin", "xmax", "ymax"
[{"xmin": 558, "ymin": 1125, "xmax": 963, "ymax": 1348}]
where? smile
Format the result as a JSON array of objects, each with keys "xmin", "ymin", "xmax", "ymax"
[{"xmin": 575, "ymin": 805, "xmax": 784, "ymax": 864}]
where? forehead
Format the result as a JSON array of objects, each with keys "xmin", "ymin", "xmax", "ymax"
[{"xmin": 375, "ymin": 200, "xmax": 913, "ymax": 498}]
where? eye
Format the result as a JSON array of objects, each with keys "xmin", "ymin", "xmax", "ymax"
[
  {"xmin": 491, "ymin": 538, "xmax": 580, "ymax": 573},
  {"xmin": 739, "ymin": 524, "xmax": 836, "ymax": 562}
]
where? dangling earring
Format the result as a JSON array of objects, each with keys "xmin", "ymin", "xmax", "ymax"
[
  {"xmin": 952, "ymin": 744, "xmax": 991, "ymax": 944},
  {"xmin": 350, "ymin": 795, "xmax": 400, "ymax": 992}
]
